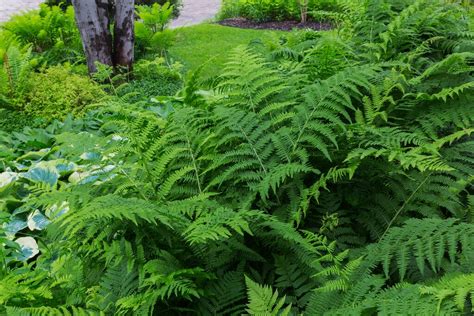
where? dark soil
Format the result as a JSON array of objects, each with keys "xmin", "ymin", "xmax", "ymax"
[{"xmin": 217, "ymin": 18, "xmax": 332, "ymax": 31}]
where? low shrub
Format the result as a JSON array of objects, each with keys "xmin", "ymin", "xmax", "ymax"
[
  {"xmin": 137, "ymin": 0, "xmax": 182, "ymax": 14},
  {"xmin": 25, "ymin": 66, "xmax": 106, "ymax": 119}
]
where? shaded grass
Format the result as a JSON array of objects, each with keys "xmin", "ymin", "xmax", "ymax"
[{"xmin": 168, "ymin": 24, "xmax": 285, "ymax": 78}]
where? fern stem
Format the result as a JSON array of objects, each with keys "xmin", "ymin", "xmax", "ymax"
[
  {"xmin": 238, "ymin": 126, "xmax": 267, "ymax": 174},
  {"xmin": 292, "ymin": 94, "xmax": 320, "ymax": 156},
  {"xmin": 109, "ymin": 155, "xmax": 150, "ymax": 201},
  {"xmin": 185, "ymin": 131, "xmax": 202, "ymax": 194},
  {"xmin": 379, "ymin": 172, "xmax": 432, "ymax": 241}
]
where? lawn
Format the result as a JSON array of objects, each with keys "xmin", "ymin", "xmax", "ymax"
[{"xmin": 168, "ymin": 24, "xmax": 285, "ymax": 77}]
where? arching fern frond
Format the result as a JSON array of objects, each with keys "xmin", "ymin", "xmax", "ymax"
[{"xmin": 366, "ymin": 218, "xmax": 474, "ymax": 280}]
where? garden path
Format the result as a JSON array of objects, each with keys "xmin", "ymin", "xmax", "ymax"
[
  {"xmin": 170, "ymin": 0, "xmax": 221, "ymax": 28},
  {"xmin": 0, "ymin": 0, "xmax": 44, "ymax": 23}
]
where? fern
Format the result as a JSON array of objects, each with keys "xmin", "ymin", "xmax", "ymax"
[
  {"xmin": 54, "ymin": 195, "xmax": 186, "ymax": 240},
  {"xmin": 0, "ymin": 46, "xmax": 32, "ymax": 105},
  {"xmin": 216, "ymin": 46, "xmax": 290, "ymax": 113},
  {"xmin": 421, "ymin": 273, "xmax": 474, "ymax": 314},
  {"xmin": 4, "ymin": 306, "xmax": 103, "ymax": 316},
  {"xmin": 245, "ymin": 276, "xmax": 292, "ymax": 316},
  {"xmin": 197, "ymin": 271, "xmax": 247, "ymax": 315},
  {"xmin": 183, "ymin": 206, "xmax": 258, "ymax": 245},
  {"xmin": 366, "ymin": 218, "xmax": 474, "ymax": 280},
  {"xmin": 1, "ymin": 0, "xmax": 473, "ymax": 314}
]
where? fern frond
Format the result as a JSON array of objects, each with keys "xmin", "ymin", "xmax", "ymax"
[
  {"xmin": 4, "ymin": 306, "xmax": 103, "ymax": 316},
  {"xmin": 366, "ymin": 218, "xmax": 474, "ymax": 280},
  {"xmin": 245, "ymin": 276, "xmax": 292, "ymax": 316},
  {"xmin": 421, "ymin": 273, "xmax": 474, "ymax": 313}
]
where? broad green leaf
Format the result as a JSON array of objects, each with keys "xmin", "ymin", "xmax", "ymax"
[{"xmin": 22, "ymin": 166, "xmax": 59, "ymax": 187}]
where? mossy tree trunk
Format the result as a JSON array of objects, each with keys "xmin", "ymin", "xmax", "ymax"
[{"xmin": 71, "ymin": 0, "xmax": 135, "ymax": 74}]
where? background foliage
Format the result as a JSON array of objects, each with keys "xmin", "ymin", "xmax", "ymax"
[{"xmin": 220, "ymin": 0, "xmax": 342, "ymax": 22}]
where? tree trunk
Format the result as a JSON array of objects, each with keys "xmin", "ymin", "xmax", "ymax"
[
  {"xmin": 114, "ymin": 0, "xmax": 135, "ymax": 71},
  {"xmin": 71, "ymin": 0, "xmax": 113, "ymax": 73},
  {"xmin": 96, "ymin": 0, "xmax": 112, "ymax": 45}
]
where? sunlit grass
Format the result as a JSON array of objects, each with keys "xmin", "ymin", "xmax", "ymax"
[{"xmin": 168, "ymin": 24, "xmax": 285, "ymax": 77}]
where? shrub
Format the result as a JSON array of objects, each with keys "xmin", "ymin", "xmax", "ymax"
[
  {"xmin": 135, "ymin": 3, "xmax": 177, "ymax": 59},
  {"xmin": 137, "ymin": 0, "xmax": 182, "ymax": 14},
  {"xmin": 24, "ymin": 66, "xmax": 106, "ymax": 119}
]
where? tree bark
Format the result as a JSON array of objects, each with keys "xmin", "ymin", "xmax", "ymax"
[
  {"xmin": 114, "ymin": 0, "xmax": 135, "ymax": 71},
  {"xmin": 71, "ymin": 0, "xmax": 113, "ymax": 73},
  {"xmin": 96, "ymin": 0, "xmax": 113, "ymax": 47}
]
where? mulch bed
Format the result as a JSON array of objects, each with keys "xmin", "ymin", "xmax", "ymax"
[{"xmin": 217, "ymin": 18, "xmax": 332, "ymax": 31}]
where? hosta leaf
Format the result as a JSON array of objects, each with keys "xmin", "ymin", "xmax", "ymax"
[
  {"xmin": 14, "ymin": 237, "xmax": 39, "ymax": 261},
  {"xmin": 27, "ymin": 209, "xmax": 50, "ymax": 231},
  {"xmin": 3, "ymin": 218, "xmax": 27, "ymax": 238},
  {"xmin": 0, "ymin": 171, "xmax": 18, "ymax": 191},
  {"xmin": 22, "ymin": 166, "xmax": 59, "ymax": 187}
]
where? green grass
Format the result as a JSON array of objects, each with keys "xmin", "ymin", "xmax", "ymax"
[{"xmin": 168, "ymin": 24, "xmax": 284, "ymax": 78}]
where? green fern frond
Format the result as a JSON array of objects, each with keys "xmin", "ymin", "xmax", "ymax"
[
  {"xmin": 198, "ymin": 271, "xmax": 247, "ymax": 315},
  {"xmin": 4, "ymin": 306, "xmax": 103, "ymax": 316},
  {"xmin": 421, "ymin": 273, "xmax": 474, "ymax": 313},
  {"xmin": 367, "ymin": 218, "xmax": 474, "ymax": 280},
  {"xmin": 183, "ymin": 207, "xmax": 258, "ymax": 245},
  {"xmin": 217, "ymin": 46, "xmax": 289, "ymax": 113},
  {"xmin": 56, "ymin": 195, "xmax": 185, "ymax": 238},
  {"xmin": 245, "ymin": 276, "xmax": 292, "ymax": 316}
]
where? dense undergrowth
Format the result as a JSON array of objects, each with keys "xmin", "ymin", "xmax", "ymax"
[
  {"xmin": 1, "ymin": 0, "xmax": 474, "ymax": 315},
  {"xmin": 220, "ymin": 0, "xmax": 361, "ymax": 23}
]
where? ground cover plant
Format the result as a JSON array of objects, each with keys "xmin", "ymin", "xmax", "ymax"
[{"xmin": 0, "ymin": 0, "xmax": 474, "ymax": 315}]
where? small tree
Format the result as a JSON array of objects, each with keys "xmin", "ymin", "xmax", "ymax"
[
  {"xmin": 298, "ymin": 0, "xmax": 309, "ymax": 24},
  {"xmin": 71, "ymin": 0, "xmax": 135, "ymax": 74}
]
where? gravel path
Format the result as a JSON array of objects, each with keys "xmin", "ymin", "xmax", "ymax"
[
  {"xmin": 0, "ymin": 0, "xmax": 220, "ymax": 26},
  {"xmin": 170, "ymin": 0, "xmax": 221, "ymax": 28},
  {"xmin": 0, "ymin": 0, "xmax": 44, "ymax": 23}
]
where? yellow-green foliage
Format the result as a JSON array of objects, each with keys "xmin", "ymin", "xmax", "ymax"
[{"xmin": 25, "ymin": 66, "xmax": 105, "ymax": 119}]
